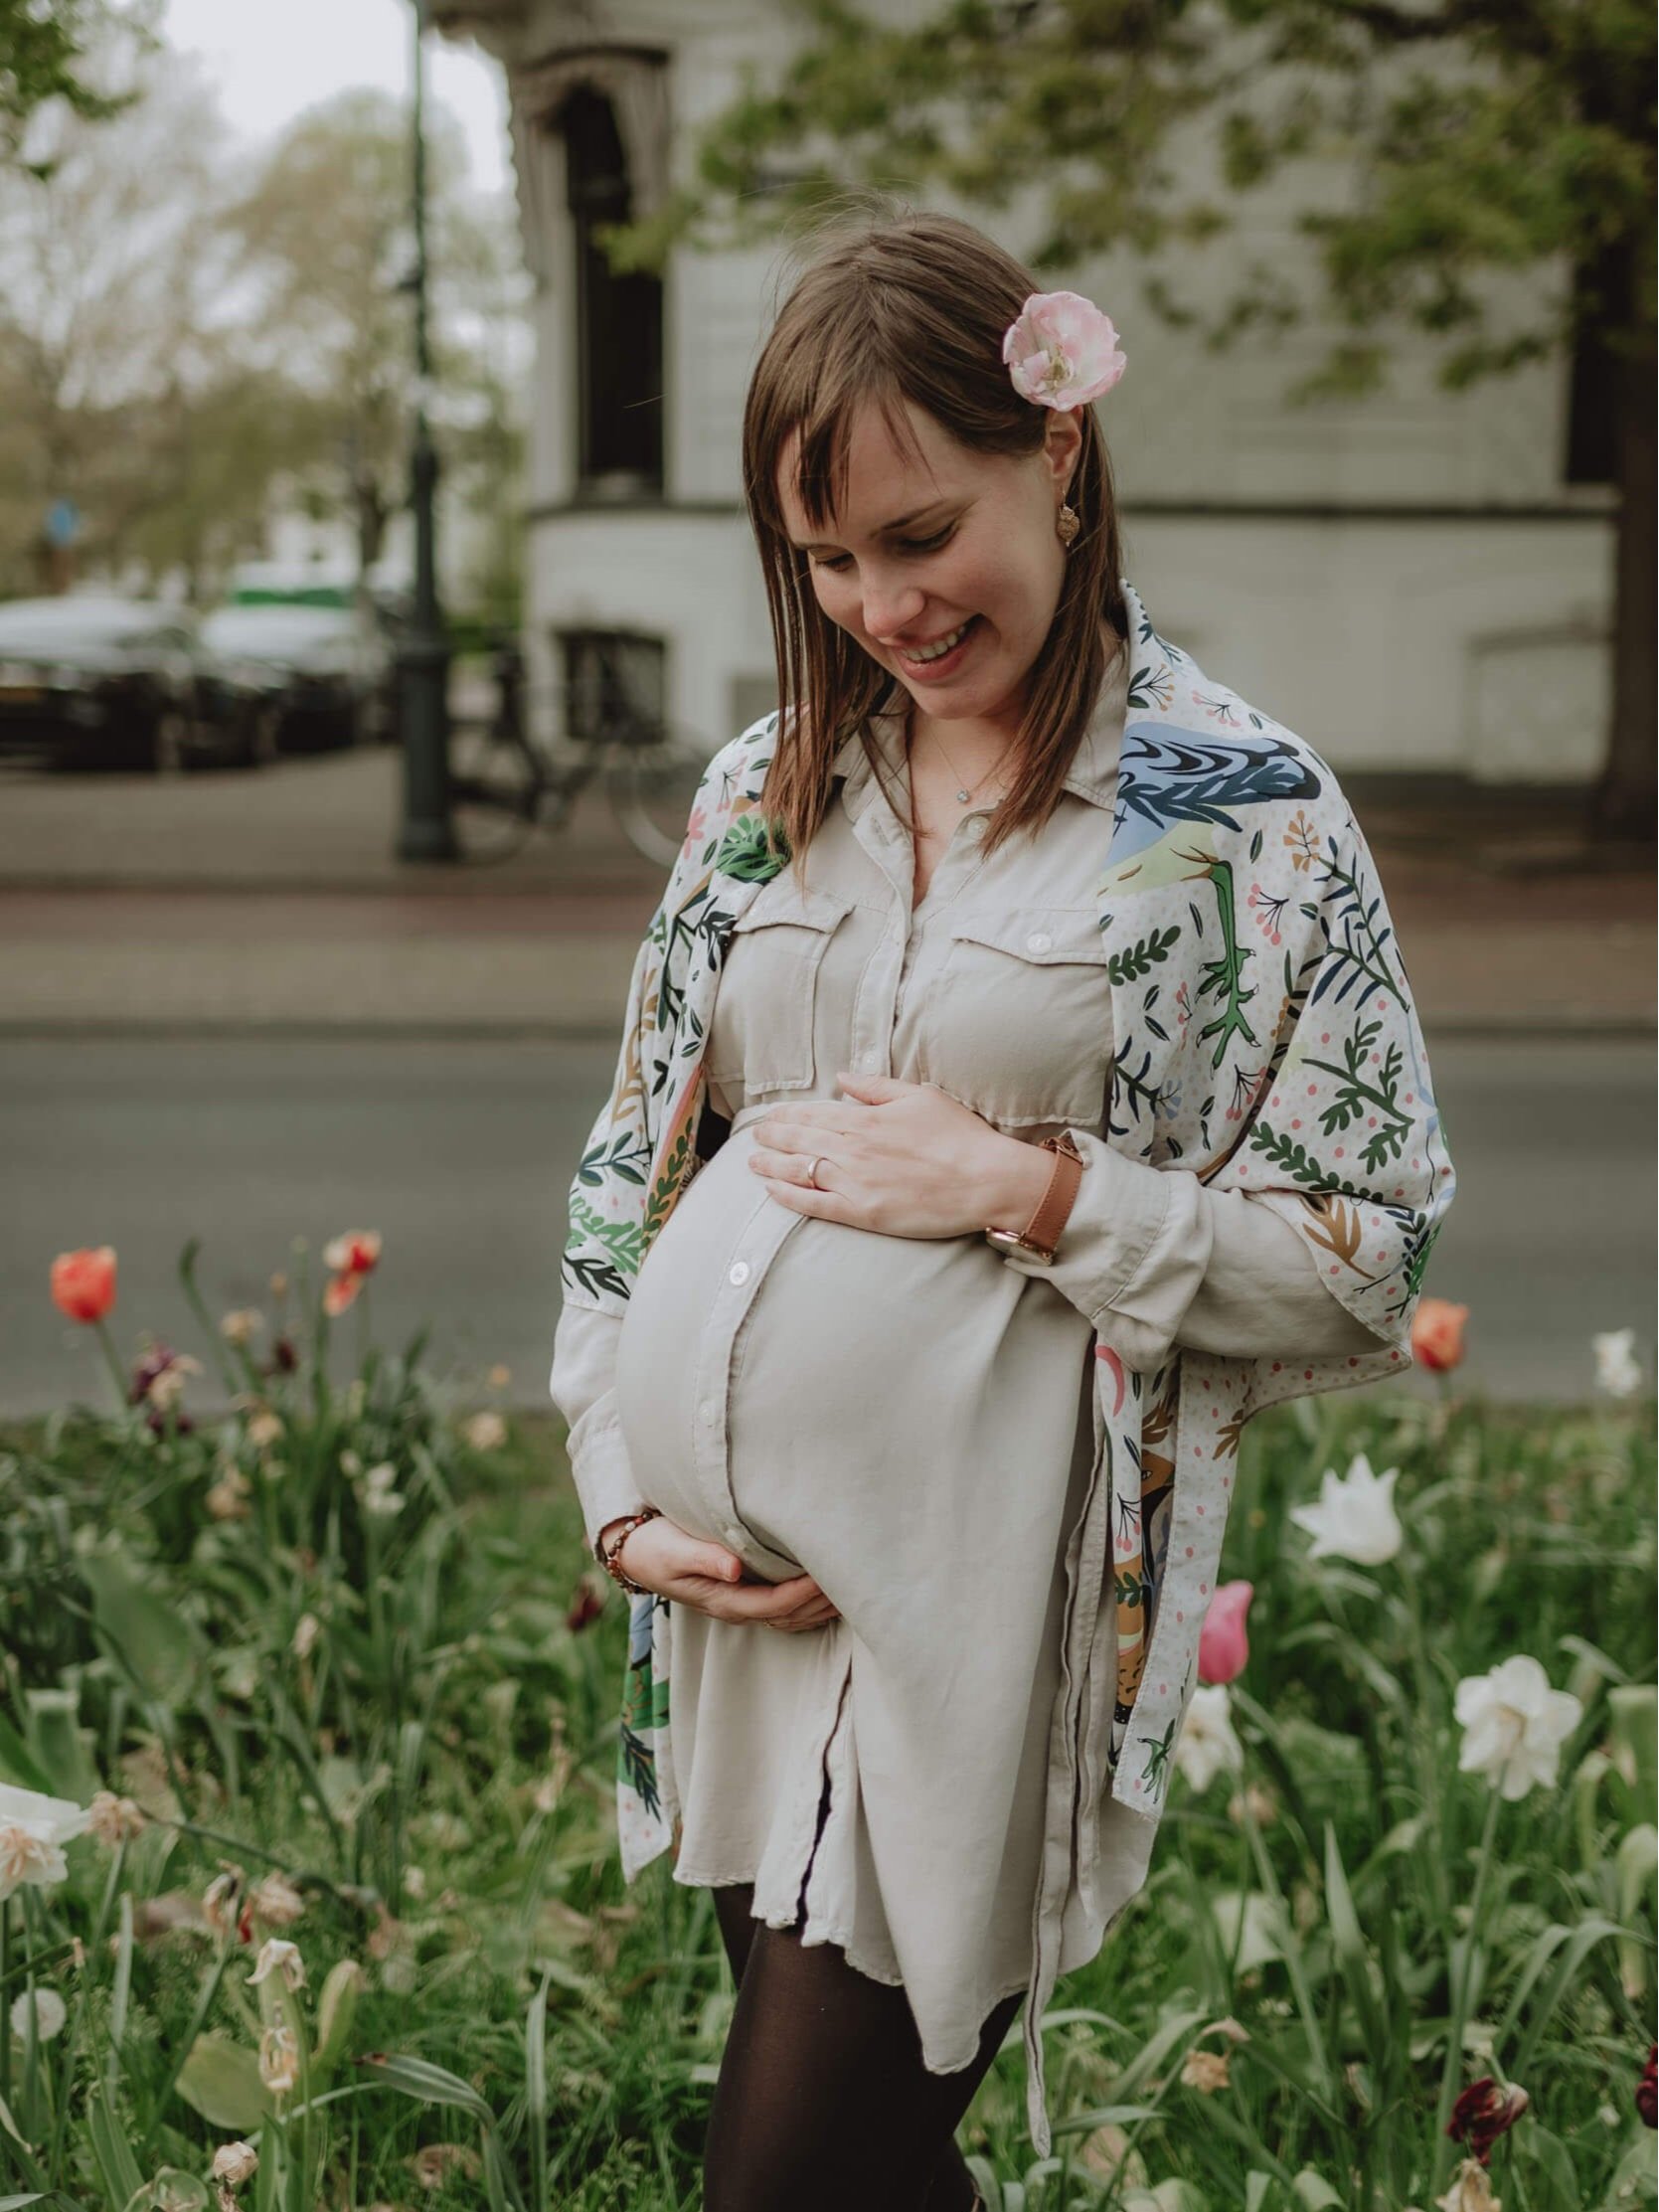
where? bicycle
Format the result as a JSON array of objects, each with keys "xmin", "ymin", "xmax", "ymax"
[{"xmin": 446, "ymin": 637, "xmax": 714, "ymax": 869}]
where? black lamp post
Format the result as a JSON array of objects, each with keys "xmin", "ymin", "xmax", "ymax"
[{"xmin": 396, "ymin": 0, "xmax": 458, "ymax": 861}]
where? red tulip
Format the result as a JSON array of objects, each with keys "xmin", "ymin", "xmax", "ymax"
[
  {"xmin": 1637, "ymin": 2044, "xmax": 1657, "ymax": 2129},
  {"xmin": 1199, "ymin": 1580, "xmax": 1253, "ymax": 1685},
  {"xmin": 1447, "ymin": 2076, "xmax": 1530, "ymax": 2163},
  {"xmin": 566, "ymin": 1577, "xmax": 607, "ymax": 1633},
  {"xmin": 323, "ymin": 1230, "xmax": 381, "ymax": 1277},
  {"xmin": 51, "ymin": 1246, "xmax": 116, "ymax": 1322},
  {"xmin": 322, "ymin": 1271, "xmax": 363, "ymax": 1318},
  {"xmin": 1411, "ymin": 1296, "xmax": 1469, "ymax": 1371}
]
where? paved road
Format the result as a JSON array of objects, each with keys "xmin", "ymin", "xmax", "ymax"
[{"xmin": 3, "ymin": 1036, "xmax": 1651, "ymax": 1418}]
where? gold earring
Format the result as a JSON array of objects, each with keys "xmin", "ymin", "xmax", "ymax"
[{"xmin": 1056, "ymin": 503, "xmax": 1079, "ymax": 549}]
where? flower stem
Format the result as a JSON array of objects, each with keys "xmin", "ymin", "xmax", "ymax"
[{"xmin": 1428, "ymin": 1785, "xmax": 1504, "ymax": 2194}]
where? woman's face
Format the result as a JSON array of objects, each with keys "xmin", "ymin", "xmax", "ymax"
[{"xmin": 776, "ymin": 396, "xmax": 1082, "ymax": 737}]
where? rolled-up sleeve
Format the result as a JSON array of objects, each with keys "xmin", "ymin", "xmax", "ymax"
[
  {"xmin": 995, "ymin": 1127, "xmax": 1390, "ymax": 1373},
  {"xmin": 549, "ymin": 1300, "xmax": 650, "ymax": 1555}
]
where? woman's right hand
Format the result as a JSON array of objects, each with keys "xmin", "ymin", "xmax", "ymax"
[{"xmin": 598, "ymin": 1514, "xmax": 840, "ymax": 1632}]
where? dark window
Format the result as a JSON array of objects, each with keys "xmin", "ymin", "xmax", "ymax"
[
  {"xmin": 1564, "ymin": 250, "xmax": 1618, "ymax": 486},
  {"xmin": 559, "ymin": 628, "xmax": 666, "ymax": 744},
  {"xmin": 562, "ymin": 85, "xmax": 664, "ymax": 498}
]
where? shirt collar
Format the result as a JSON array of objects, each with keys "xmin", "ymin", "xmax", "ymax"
[{"xmin": 829, "ymin": 612, "xmax": 1130, "ymax": 814}]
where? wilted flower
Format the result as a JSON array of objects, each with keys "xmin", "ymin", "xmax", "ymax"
[
  {"xmin": 247, "ymin": 1938, "xmax": 306, "ymax": 1991},
  {"xmin": 202, "ymin": 1864, "xmax": 247, "ymax": 1939},
  {"xmin": 1434, "ymin": 2160, "xmax": 1501, "ymax": 2212},
  {"xmin": 291, "ymin": 1613, "xmax": 321, "ymax": 1661},
  {"xmin": 1454, "ymin": 1655, "xmax": 1582, "ymax": 1800},
  {"xmin": 323, "ymin": 1229, "xmax": 381, "ymax": 1277},
  {"xmin": 409, "ymin": 2143, "xmax": 482, "ymax": 2191},
  {"xmin": 210, "ymin": 2139, "xmax": 258, "ymax": 2188},
  {"xmin": 149, "ymin": 2173, "xmax": 209, "ymax": 2212},
  {"xmin": 219, "ymin": 1308, "xmax": 263, "ymax": 1348},
  {"xmin": 206, "ymin": 1466, "xmax": 252, "ymax": 1523},
  {"xmin": 1173, "ymin": 1684, "xmax": 1244, "ymax": 1794},
  {"xmin": 242, "ymin": 1405, "xmax": 282, "ymax": 1451},
  {"xmin": 322, "ymin": 1271, "xmax": 363, "ymax": 1318},
  {"xmin": 267, "ymin": 1334, "xmax": 298, "ymax": 1375},
  {"xmin": 50, "ymin": 1245, "xmax": 116, "ymax": 1322},
  {"xmin": 1180, "ymin": 2046, "xmax": 1231, "ymax": 2092},
  {"xmin": 9, "ymin": 1985, "xmax": 67, "ymax": 2042},
  {"xmin": 1593, "ymin": 1328, "xmax": 1644, "ymax": 1400},
  {"xmin": 1198, "ymin": 1580, "xmax": 1252, "ymax": 1685},
  {"xmin": 1227, "ymin": 1783, "xmax": 1278, "ymax": 1829},
  {"xmin": 1411, "ymin": 1296, "xmax": 1469, "ymax": 1371},
  {"xmin": 129, "ymin": 1342, "xmax": 204, "ymax": 1413},
  {"xmin": 86, "ymin": 1790, "xmax": 146, "ymax": 1848},
  {"xmin": 1287, "ymin": 1450, "xmax": 1403, "ymax": 1566},
  {"xmin": 1447, "ymin": 2077, "xmax": 1530, "ymax": 2165},
  {"xmin": 1636, "ymin": 2043, "xmax": 1656, "ymax": 2128},
  {"xmin": 257, "ymin": 2019, "xmax": 299, "ymax": 2098},
  {"xmin": 462, "ymin": 1410, "xmax": 508, "ymax": 1452},
  {"xmin": 249, "ymin": 1872, "xmax": 305, "ymax": 1928},
  {"xmin": 267, "ymin": 1272, "xmax": 287, "ymax": 1300},
  {"xmin": 487, "ymin": 1363, "xmax": 511, "ymax": 1389},
  {"xmin": 0, "ymin": 1784, "xmax": 89, "ymax": 1899}
]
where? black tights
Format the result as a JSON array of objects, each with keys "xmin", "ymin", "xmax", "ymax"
[{"xmin": 702, "ymin": 1782, "xmax": 1024, "ymax": 2209}]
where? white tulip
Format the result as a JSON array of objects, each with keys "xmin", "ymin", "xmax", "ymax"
[
  {"xmin": 1454, "ymin": 1654, "xmax": 1583, "ymax": 1800},
  {"xmin": 1287, "ymin": 1450, "xmax": 1404, "ymax": 1566},
  {"xmin": 10, "ymin": 1985, "xmax": 67, "ymax": 2042},
  {"xmin": 1174, "ymin": 1683, "xmax": 1244, "ymax": 1793},
  {"xmin": 210, "ymin": 2139, "xmax": 258, "ymax": 2186},
  {"xmin": 0, "ymin": 1784, "xmax": 89, "ymax": 1901},
  {"xmin": 1592, "ymin": 1328, "xmax": 1643, "ymax": 1400}
]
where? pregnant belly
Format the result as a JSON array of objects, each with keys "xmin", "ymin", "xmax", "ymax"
[{"xmin": 613, "ymin": 1124, "xmax": 1094, "ymax": 1598}]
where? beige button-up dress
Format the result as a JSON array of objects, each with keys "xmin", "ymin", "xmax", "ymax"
[{"xmin": 552, "ymin": 650, "xmax": 1385, "ymax": 2077}]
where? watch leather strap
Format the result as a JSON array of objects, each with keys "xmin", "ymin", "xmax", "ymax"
[{"xmin": 984, "ymin": 1130, "xmax": 1085, "ymax": 1263}]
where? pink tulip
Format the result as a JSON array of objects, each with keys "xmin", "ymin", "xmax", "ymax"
[{"xmin": 1198, "ymin": 1580, "xmax": 1253, "ymax": 1685}]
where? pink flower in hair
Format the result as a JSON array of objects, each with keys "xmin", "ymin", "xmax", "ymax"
[{"xmin": 1002, "ymin": 290, "xmax": 1126, "ymax": 411}]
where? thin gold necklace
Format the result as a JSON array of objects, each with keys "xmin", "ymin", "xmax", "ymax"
[{"xmin": 907, "ymin": 710, "xmax": 1011, "ymax": 807}]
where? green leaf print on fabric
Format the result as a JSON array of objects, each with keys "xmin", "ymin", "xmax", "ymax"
[
  {"xmin": 715, "ymin": 810, "xmax": 791, "ymax": 882},
  {"xmin": 1105, "ymin": 923, "xmax": 1182, "ymax": 986}
]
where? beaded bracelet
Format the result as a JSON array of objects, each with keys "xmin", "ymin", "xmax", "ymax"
[{"xmin": 597, "ymin": 1505, "xmax": 662, "ymax": 1596}]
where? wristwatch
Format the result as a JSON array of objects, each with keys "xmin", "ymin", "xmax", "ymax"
[{"xmin": 983, "ymin": 1129, "xmax": 1086, "ymax": 1265}]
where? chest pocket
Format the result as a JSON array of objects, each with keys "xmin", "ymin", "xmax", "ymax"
[
  {"xmin": 706, "ymin": 880, "xmax": 854, "ymax": 1096},
  {"xmin": 921, "ymin": 904, "xmax": 1114, "ymax": 1132}
]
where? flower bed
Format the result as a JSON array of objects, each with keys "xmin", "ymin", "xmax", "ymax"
[{"xmin": 0, "ymin": 1244, "xmax": 1652, "ymax": 2209}]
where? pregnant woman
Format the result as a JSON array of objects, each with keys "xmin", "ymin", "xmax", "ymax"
[{"xmin": 551, "ymin": 209, "xmax": 1454, "ymax": 2208}]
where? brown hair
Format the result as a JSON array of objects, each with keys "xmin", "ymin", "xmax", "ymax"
[{"xmin": 741, "ymin": 200, "xmax": 1129, "ymax": 885}]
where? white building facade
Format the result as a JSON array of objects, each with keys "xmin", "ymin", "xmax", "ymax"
[{"xmin": 437, "ymin": 0, "xmax": 1615, "ymax": 786}]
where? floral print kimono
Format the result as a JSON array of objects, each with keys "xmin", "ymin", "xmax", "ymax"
[{"xmin": 556, "ymin": 578, "xmax": 1455, "ymax": 2150}]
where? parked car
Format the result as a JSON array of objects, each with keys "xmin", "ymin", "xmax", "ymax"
[
  {"xmin": 0, "ymin": 596, "xmax": 274, "ymax": 772},
  {"xmin": 200, "ymin": 603, "xmax": 397, "ymax": 753}
]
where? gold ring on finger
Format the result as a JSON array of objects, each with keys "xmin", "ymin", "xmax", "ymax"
[{"xmin": 806, "ymin": 1153, "xmax": 828, "ymax": 1188}]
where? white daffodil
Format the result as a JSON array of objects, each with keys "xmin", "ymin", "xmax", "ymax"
[
  {"xmin": 10, "ymin": 1985, "xmax": 68, "ymax": 2042},
  {"xmin": 1454, "ymin": 1654, "xmax": 1583, "ymax": 1800},
  {"xmin": 1287, "ymin": 1450, "xmax": 1403, "ymax": 1566},
  {"xmin": 0, "ymin": 1784, "xmax": 89, "ymax": 1901},
  {"xmin": 1174, "ymin": 1683, "xmax": 1244, "ymax": 1794},
  {"xmin": 1592, "ymin": 1328, "xmax": 1644, "ymax": 1400},
  {"xmin": 247, "ymin": 1938, "xmax": 307, "ymax": 1991}
]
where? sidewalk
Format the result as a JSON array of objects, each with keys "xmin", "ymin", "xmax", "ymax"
[{"xmin": 0, "ymin": 748, "xmax": 1650, "ymax": 1036}]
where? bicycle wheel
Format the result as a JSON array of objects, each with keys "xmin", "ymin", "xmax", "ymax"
[
  {"xmin": 605, "ymin": 731, "xmax": 714, "ymax": 868},
  {"xmin": 448, "ymin": 717, "xmax": 538, "ymax": 865}
]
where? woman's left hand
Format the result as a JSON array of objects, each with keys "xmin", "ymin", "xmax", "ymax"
[{"xmin": 746, "ymin": 1071, "xmax": 1051, "ymax": 1239}]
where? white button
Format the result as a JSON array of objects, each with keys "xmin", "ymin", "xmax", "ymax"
[
  {"xmin": 1026, "ymin": 931, "xmax": 1052, "ymax": 952},
  {"xmin": 699, "ymin": 1399, "xmax": 719, "ymax": 1424},
  {"xmin": 727, "ymin": 1260, "xmax": 750, "ymax": 1286},
  {"xmin": 858, "ymin": 1052, "xmax": 881, "ymax": 1072}
]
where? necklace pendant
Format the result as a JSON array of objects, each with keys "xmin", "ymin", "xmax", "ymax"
[{"xmin": 955, "ymin": 787, "xmax": 970, "ymax": 804}]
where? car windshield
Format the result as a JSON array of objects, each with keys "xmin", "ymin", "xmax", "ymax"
[{"xmin": 0, "ymin": 598, "xmax": 168, "ymax": 653}]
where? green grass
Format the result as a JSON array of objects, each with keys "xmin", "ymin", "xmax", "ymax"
[{"xmin": 0, "ymin": 1256, "xmax": 1652, "ymax": 2210}]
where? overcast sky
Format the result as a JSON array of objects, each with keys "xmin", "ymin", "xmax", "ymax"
[{"xmin": 160, "ymin": 0, "xmax": 511, "ymax": 191}]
